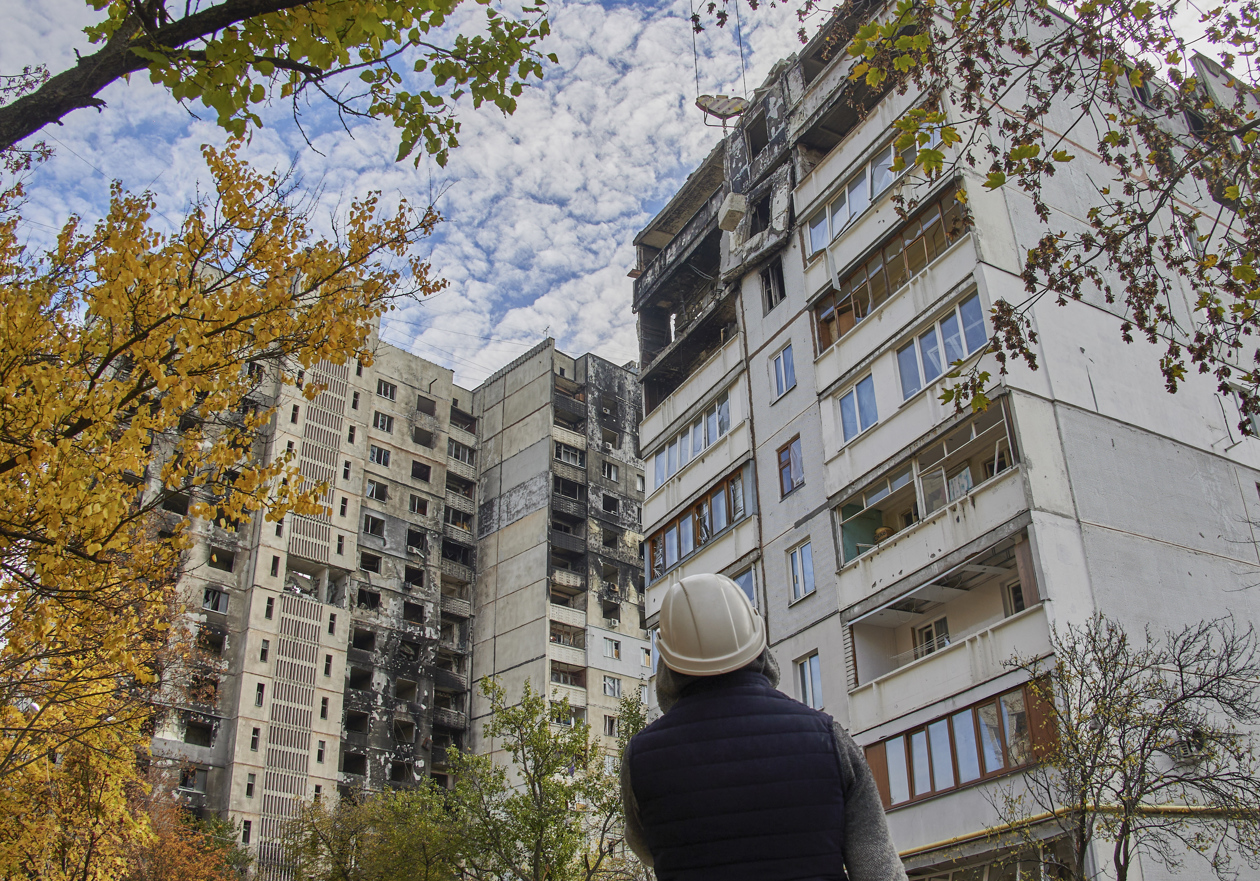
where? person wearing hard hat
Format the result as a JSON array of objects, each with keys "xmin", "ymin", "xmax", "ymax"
[{"xmin": 620, "ymin": 573, "xmax": 907, "ymax": 881}]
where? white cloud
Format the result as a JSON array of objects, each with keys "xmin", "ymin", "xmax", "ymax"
[{"xmin": 4, "ymin": 0, "xmax": 805, "ymax": 385}]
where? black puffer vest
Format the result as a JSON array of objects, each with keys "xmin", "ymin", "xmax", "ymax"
[{"xmin": 626, "ymin": 670, "xmax": 848, "ymax": 881}]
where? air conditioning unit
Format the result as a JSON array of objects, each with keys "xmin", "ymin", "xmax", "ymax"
[
  {"xmin": 602, "ymin": 442, "xmax": 613, "ymax": 452},
  {"xmin": 407, "ymin": 545, "xmax": 425, "ymax": 556}
]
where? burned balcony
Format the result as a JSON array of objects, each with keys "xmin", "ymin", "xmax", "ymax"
[
  {"xmin": 641, "ymin": 287, "xmax": 740, "ymax": 414},
  {"xmin": 553, "ymin": 376, "xmax": 587, "ymax": 431}
]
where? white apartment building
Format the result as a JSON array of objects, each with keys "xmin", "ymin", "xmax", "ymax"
[{"xmin": 633, "ymin": 10, "xmax": 1260, "ymax": 879}]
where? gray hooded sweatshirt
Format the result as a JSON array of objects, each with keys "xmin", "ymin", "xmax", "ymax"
[{"xmin": 620, "ymin": 650, "xmax": 909, "ymax": 881}]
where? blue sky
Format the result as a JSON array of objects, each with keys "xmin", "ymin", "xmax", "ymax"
[{"xmin": 3, "ymin": 0, "xmax": 803, "ymax": 386}]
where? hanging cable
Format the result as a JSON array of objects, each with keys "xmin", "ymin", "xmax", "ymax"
[
  {"xmin": 734, "ymin": 0, "xmax": 749, "ymax": 100},
  {"xmin": 689, "ymin": 0, "xmax": 702, "ymax": 100}
]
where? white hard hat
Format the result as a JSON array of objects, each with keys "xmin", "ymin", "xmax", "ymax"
[{"xmin": 657, "ymin": 573, "xmax": 767, "ymax": 676}]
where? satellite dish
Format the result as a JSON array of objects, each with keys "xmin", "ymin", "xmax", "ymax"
[{"xmin": 696, "ymin": 94, "xmax": 748, "ymax": 121}]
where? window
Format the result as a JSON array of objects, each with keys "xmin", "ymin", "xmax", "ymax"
[
  {"xmin": 814, "ymin": 187, "xmax": 967, "ymax": 350},
  {"xmin": 255, "ymin": 683, "xmax": 265, "ymax": 706},
  {"xmin": 369, "ymin": 445, "xmax": 391, "ymax": 466},
  {"xmin": 363, "ymin": 514, "xmax": 385, "ymax": 537},
  {"xmin": 914, "ymin": 617, "xmax": 950, "ymax": 659},
  {"xmin": 554, "ymin": 475, "xmax": 586, "ymax": 501},
  {"xmin": 246, "ymin": 773, "xmax": 256, "ymax": 798},
  {"xmin": 373, "ymin": 411, "xmax": 394, "ymax": 433},
  {"xmin": 324, "ymin": 654, "xmax": 333, "ymax": 676},
  {"xmin": 320, "ymin": 697, "xmax": 329, "ymax": 719},
  {"xmin": 636, "ymin": 473, "xmax": 645, "ymax": 492},
  {"xmin": 366, "ymin": 480, "xmax": 388, "ymax": 502},
  {"xmin": 789, "ymin": 542, "xmax": 815, "ymax": 600},
  {"xmin": 449, "ymin": 439, "xmax": 476, "ymax": 466},
  {"xmin": 264, "ymin": 597, "xmax": 274, "ymax": 619},
  {"xmin": 207, "ymin": 547, "xmax": 235, "ymax": 572},
  {"xmin": 733, "ymin": 568, "xmax": 756, "ymax": 607},
  {"xmin": 343, "ymin": 461, "xmax": 351, "ymax": 481},
  {"xmin": 340, "ymin": 496, "xmax": 348, "ymax": 516},
  {"xmin": 602, "ymin": 495, "xmax": 618, "ymax": 514},
  {"xmin": 604, "ymin": 638, "xmax": 622, "ymax": 659},
  {"xmin": 347, "ymin": 425, "xmax": 356, "ymax": 444},
  {"xmin": 377, "ymin": 379, "xmax": 397, "ymax": 401},
  {"xmin": 412, "ymin": 461, "xmax": 432, "ymax": 482},
  {"xmin": 555, "ymin": 442, "xmax": 585, "ymax": 467},
  {"xmin": 837, "ymin": 403, "xmax": 1015, "ymax": 563},
  {"xmin": 407, "ymin": 528, "xmax": 427, "ymax": 553},
  {"xmin": 270, "ymin": 555, "xmax": 279, "ymax": 577},
  {"xmin": 642, "ymin": 647, "xmax": 652, "ymax": 667},
  {"xmin": 360, "ymin": 552, "xmax": 381, "ymax": 573},
  {"xmin": 328, "ymin": 613, "xmax": 336, "ymax": 635},
  {"xmin": 316, "ymin": 740, "xmax": 326, "ymax": 763},
  {"xmin": 358, "ymin": 589, "xmax": 381, "ymax": 610},
  {"xmin": 647, "ymin": 470, "xmax": 747, "ymax": 581},
  {"xmin": 777, "ymin": 437, "xmax": 804, "ymax": 496},
  {"xmin": 356, "ymin": 360, "xmax": 363, "ymax": 376},
  {"xmin": 250, "ymin": 727, "xmax": 260, "ymax": 750},
  {"xmin": 241, "ymin": 821, "xmax": 252, "ymax": 845},
  {"xmin": 839, "ymin": 376, "xmax": 878, "ymax": 443},
  {"xmin": 202, "ymin": 587, "xmax": 228, "ymax": 614},
  {"xmin": 178, "ymin": 767, "xmax": 205, "ymax": 793},
  {"xmin": 897, "ymin": 294, "xmax": 988, "ymax": 399},
  {"xmin": 260, "ymin": 639, "xmax": 270, "ymax": 662},
  {"xmin": 551, "ymin": 666, "xmax": 584, "ymax": 687},
  {"xmin": 762, "ymin": 258, "xmax": 786, "ymax": 311},
  {"xmin": 603, "ymin": 676, "xmax": 622, "ymax": 698},
  {"xmin": 873, "ymin": 684, "xmax": 1042, "ymax": 807},
  {"xmin": 602, "ymin": 461, "xmax": 619, "ymax": 481},
  {"xmin": 650, "ymin": 391, "xmax": 731, "ymax": 491},
  {"xmin": 336, "ymin": 535, "xmax": 344, "ymax": 554},
  {"xmin": 604, "ymin": 715, "xmax": 619, "ymax": 737},
  {"xmin": 409, "ymin": 494, "xmax": 428, "ymax": 515},
  {"xmin": 1003, "ymin": 582, "xmax": 1027, "ymax": 617},
  {"xmin": 772, "ymin": 344, "xmax": 796, "ymax": 397},
  {"xmin": 798, "ymin": 653, "xmax": 823, "ymax": 709},
  {"xmin": 351, "ymin": 391, "xmax": 360, "ymax": 409},
  {"xmin": 444, "ymin": 507, "xmax": 473, "ymax": 532},
  {"xmin": 291, "ymin": 404, "xmax": 300, "ymax": 423}
]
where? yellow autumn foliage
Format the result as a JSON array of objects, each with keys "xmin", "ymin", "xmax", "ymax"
[{"xmin": 0, "ymin": 139, "xmax": 443, "ymax": 877}]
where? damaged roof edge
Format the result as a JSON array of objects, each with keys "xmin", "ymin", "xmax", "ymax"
[{"xmin": 633, "ymin": 140, "xmax": 728, "ymax": 248}]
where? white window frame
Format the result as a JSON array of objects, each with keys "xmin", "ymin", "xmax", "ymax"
[
  {"xmin": 369, "ymin": 444, "xmax": 390, "ymax": 467},
  {"xmin": 789, "ymin": 541, "xmax": 815, "ymax": 601},
  {"xmin": 603, "ymin": 675, "xmax": 622, "ymax": 698},
  {"xmin": 649, "ymin": 391, "xmax": 731, "ymax": 492},
  {"xmin": 555, "ymin": 442, "xmax": 585, "ymax": 467},
  {"xmin": 366, "ymin": 480, "xmax": 388, "ymax": 502},
  {"xmin": 373, "ymin": 411, "xmax": 394, "ymax": 433},
  {"xmin": 839, "ymin": 375, "xmax": 878, "ymax": 444},
  {"xmin": 363, "ymin": 514, "xmax": 385, "ymax": 537},
  {"xmin": 896, "ymin": 293, "xmax": 988, "ymax": 401},
  {"xmin": 602, "ymin": 461, "xmax": 619, "ymax": 481},
  {"xmin": 772, "ymin": 343, "xmax": 797, "ymax": 398},
  {"xmin": 376, "ymin": 379, "xmax": 397, "ymax": 401},
  {"xmin": 604, "ymin": 637, "xmax": 621, "ymax": 659},
  {"xmin": 797, "ymin": 653, "xmax": 823, "ymax": 709},
  {"xmin": 408, "ymin": 494, "xmax": 426, "ymax": 515}
]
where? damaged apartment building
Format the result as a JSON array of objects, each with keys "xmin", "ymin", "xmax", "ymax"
[
  {"xmin": 148, "ymin": 330, "xmax": 646, "ymax": 877},
  {"xmin": 471, "ymin": 341, "xmax": 649, "ymax": 765},
  {"xmin": 633, "ymin": 10, "xmax": 1260, "ymax": 881}
]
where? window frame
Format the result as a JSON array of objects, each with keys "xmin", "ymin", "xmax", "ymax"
[
  {"xmin": 788, "ymin": 540, "xmax": 816, "ymax": 601},
  {"xmin": 373, "ymin": 411, "xmax": 394, "ymax": 433},
  {"xmin": 762, "ymin": 258, "xmax": 787, "ymax": 312},
  {"xmin": 646, "ymin": 469, "xmax": 747, "ymax": 582},
  {"xmin": 838, "ymin": 375, "xmax": 878, "ymax": 444},
  {"xmin": 603, "ymin": 675, "xmax": 622, "ymax": 698},
  {"xmin": 368, "ymin": 444, "xmax": 391, "ymax": 467},
  {"xmin": 896, "ymin": 293, "xmax": 988, "ymax": 401},
  {"xmin": 555, "ymin": 442, "xmax": 586, "ymax": 467},
  {"xmin": 777, "ymin": 436, "xmax": 805, "ymax": 497},
  {"xmin": 366, "ymin": 479, "xmax": 388, "ymax": 502},
  {"xmin": 772, "ymin": 343, "xmax": 797, "ymax": 399},
  {"xmin": 363, "ymin": 513, "xmax": 385, "ymax": 538},
  {"xmin": 797, "ymin": 653, "xmax": 823, "ymax": 709},
  {"xmin": 648, "ymin": 391, "xmax": 731, "ymax": 493},
  {"xmin": 376, "ymin": 379, "xmax": 397, "ymax": 401}
]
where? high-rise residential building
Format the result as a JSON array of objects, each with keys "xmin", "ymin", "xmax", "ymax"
[
  {"xmin": 149, "ymin": 332, "xmax": 476, "ymax": 878},
  {"xmin": 148, "ymin": 331, "xmax": 647, "ymax": 875},
  {"xmin": 633, "ymin": 13, "xmax": 1260, "ymax": 880},
  {"xmin": 471, "ymin": 341, "xmax": 649, "ymax": 763}
]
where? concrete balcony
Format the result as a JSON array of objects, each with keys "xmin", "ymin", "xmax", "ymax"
[
  {"xmin": 440, "ymin": 594, "xmax": 472, "ymax": 618},
  {"xmin": 549, "ymin": 682, "xmax": 587, "ymax": 709},
  {"xmin": 848, "ymin": 604, "xmax": 1051, "ymax": 735},
  {"xmin": 633, "ymin": 186, "xmax": 724, "ymax": 310},
  {"xmin": 836, "ymin": 467, "xmax": 1027, "ymax": 610},
  {"xmin": 410, "ymin": 409, "xmax": 440, "ymax": 435},
  {"xmin": 552, "ymin": 494, "xmax": 587, "ymax": 520},
  {"xmin": 641, "ymin": 333, "xmax": 743, "ymax": 453},
  {"xmin": 441, "ymin": 558, "xmax": 473, "ymax": 584},
  {"xmin": 448, "ymin": 424, "xmax": 477, "ymax": 450},
  {"xmin": 551, "ymin": 459, "xmax": 587, "ymax": 486},
  {"xmin": 432, "ymin": 707, "xmax": 467, "ymax": 730},
  {"xmin": 434, "ymin": 667, "xmax": 468, "ymax": 691},
  {"xmin": 552, "ymin": 424, "xmax": 587, "ymax": 450},
  {"xmin": 548, "ymin": 641, "xmax": 586, "ymax": 667},
  {"xmin": 550, "ymin": 568, "xmax": 584, "ymax": 590},
  {"xmin": 444, "ymin": 521, "xmax": 475, "ymax": 543},
  {"xmin": 554, "ymin": 393, "xmax": 587, "ymax": 425},
  {"xmin": 645, "ymin": 515, "xmax": 759, "ymax": 623},
  {"xmin": 551, "ymin": 529, "xmax": 586, "ymax": 554},
  {"xmin": 444, "ymin": 490, "xmax": 475, "ymax": 514},
  {"xmin": 446, "ymin": 457, "xmax": 476, "ymax": 482},
  {"xmin": 644, "ymin": 417, "xmax": 751, "ymax": 528},
  {"xmin": 549, "ymin": 601, "xmax": 587, "ymax": 629}
]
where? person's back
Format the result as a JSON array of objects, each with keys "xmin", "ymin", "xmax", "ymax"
[{"xmin": 621, "ymin": 574, "xmax": 908, "ymax": 881}]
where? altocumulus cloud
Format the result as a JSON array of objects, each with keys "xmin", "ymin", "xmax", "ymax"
[{"xmin": 2, "ymin": 0, "xmax": 801, "ymax": 385}]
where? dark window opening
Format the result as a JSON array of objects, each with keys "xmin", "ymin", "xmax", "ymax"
[
  {"xmin": 413, "ymin": 427, "xmax": 436, "ymax": 448},
  {"xmin": 390, "ymin": 761, "xmax": 412, "ymax": 783},
  {"xmin": 162, "ymin": 493, "xmax": 190, "ymax": 516},
  {"xmin": 403, "ymin": 601, "xmax": 425, "ymax": 623},
  {"xmin": 441, "ymin": 540, "xmax": 474, "ymax": 567},
  {"xmin": 412, "ymin": 461, "xmax": 432, "ymax": 482},
  {"xmin": 360, "ymin": 553, "xmax": 382, "ymax": 574},
  {"xmin": 207, "ymin": 547, "xmax": 235, "ymax": 572},
  {"xmin": 348, "ymin": 667, "xmax": 372, "ymax": 691},
  {"xmin": 342, "ymin": 752, "xmax": 368, "ymax": 776},
  {"xmin": 394, "ymin": 719, "xmax": 416, "ymax": 742},
  {"xmin": 762, "ymin": 258, "xmax": 786, "ymax": 311},
  {"xmin": 197, "ymin": 627, "xmax": 225, "ymax": 656},
  {"xmin": 554, "ymin": 476, "xmax": 587, "ymax": 502},
  {"xmin": 416, "ymin": 395, "xmax": 437, "ymax": 416},
  {"xmin": 184, "ymin": 718, "xmax": 215, "ymax": 747},
  {"xmin": 404, "ymin": 566, "xmax": 424, "ymax": 588},
  {"xmin": 357, "ymin": 589, "xmax": 381, "ymax": 610},
  {"xmin": 396, "ymin": 679, "xmax": 418, "ymax": 702},
  {"xmin": 745, "ymin": 109, "xmax": 769, "ymax": 159},
  {"xmin": 407, "ymin": 529, "xmax": 427, "ymax": 553},
  {"xmin": 601, "ymin": 495, "xmax": 618, "ymax": 514},
  {"xmin": 345, "ymin": 710, "xmax": 369, "ymax": 733},
  {"xmin": 352, "ymin": 628, "xmax": 376, "ymax": 651}
]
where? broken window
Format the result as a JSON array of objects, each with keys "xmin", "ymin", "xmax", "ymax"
[
  {"xmin": 749, "ymin": 193, "xmax": 772, "ymax": 236},
  {"xmin": 346, "ymin": 710, "xmax": 369, "ymax": 733},
  {"xmin": 348, "ymin": 667, "xmax": 372, "ymax": 690},
  {"xmin": 409, "ymin": 495, "xmax": 429, "ymax": 516},
  {"xmin": 366, "ymin": 480, "xmax": 388, "ymax": 502},
  {"xmin": 745, "ymin": 108, "xmax": 769, "ymax": 159},
  {"xmin": 183, "ymin": 716, "xmax": 215, "ymax": 747},
  {"xmin": 553, "ymin": 476, "xmax": 586, "ymax": 502},
  {"xmin": 412, "ymin": 461, "xmax": 432, "ymax": 482},
  {"xmin": 404, "ymin": 566, "xmax": 424, "ymax": 588},
  {"xmin": 207, "ymin": 547, "xmax": 235, "ymax": 572},
  {"xmin": 202, "ymin": 587, "xmax": 228, "ymax": 614},
  {"xmin": 369, "ymin": 445, "xmax": 391, "ymax": 466},
  {"xmin": 342, "ymin": 753, "xmax": 368, "ymax": 775},
  {"xmin": 443, "ymin": 507, "xmax": 473, "ymax": 532},
  {"xmin": 363, "ymin": 514, "xmax": 385, "ymax": 537},
  {"xmin": 396, "ymin": 679, "xmax": 418, "ymax": 702},
  {"xmin": 416, "ymin": 395, "xmax": 437, "ymax": 416},
  {"xmin": 403, "ymin": 601, "xmax": 425, "ymax": 623},
  {"xmin": 762, "ymin": 258, "xmax": 786, "ymax": 311},
  {"xmin": 352, "ymin": 628, "xmax": 376, "ymax": 651},
  {"xmin": 357, "ymin": 589, "xmax": 381, "ymax": 609},
  {"xmin": 359, "ymin": 553, "xmax": 382, "ymax": 574}
]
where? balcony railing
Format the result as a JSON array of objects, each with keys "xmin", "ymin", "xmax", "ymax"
[
  {"xmin": 554, "ymin": 393, "xmax": 586, "ymax": 424},
  {"xmin": 441, "ymin": 558, "xmax": 473, "ymax": 584},
  {"xmin": 432, "ymin": 707, "xmax": 467, "ymax": 730},
  {"xmin": 447, "ymin": 457, "xmax": 476, "ymax": 482},
  {"xmin": 552, "ymin": 494, "xmax": 587, "ymax": 520},
  {"xmin": 440, "ymin": 634, "xmax": 469, "ymax": 654},
  {"xmin": 550, "ymin": 568, "xmax": 584, "ymax": 590},
  {"xmin": 448, "ymin": 423, "xmax": 477, "ymax": 449},
  {"xmin": 550, "ymin": 459, "xmax": 587, "ymax": 486},
  {"xmin": 444, "ymin": 490, "xmax": 475, "ymax": 514},
  {"xmin": 434, "ymin": 667, "xmax": 468, "ymax": 691},
  {"xmin": 551, "ymin": 529, "xmax": 586, "ymax": 554},
  {"xmin": 444, "ymin": 521, "xmax": 474, "ymax": 542},
  {"xmin": 441, "ymin": 595, "xmax": 472, "ymax": 618},
  {"xmin": 548, "ymin": 641, "xmax": 586, "ymax": 667},
  {"xmin": 549, "ymin": 601, "xmax": 586, "ymax": 629}
]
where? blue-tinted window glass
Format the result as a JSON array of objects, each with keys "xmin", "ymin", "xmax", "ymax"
[
  {"xmin": 840, "ymin": 391, "xmax": 859, "ymax": 442},
  {"xmin": 856, "ymin": 375, "xmax": 878, "ymax": 432},
  {"xmin": 919, "ymin": 327, "xmax": 943, "ymax": 382},
  {"xmin": 941, "ymin": 311, "xmax": 965, "ymax": 364},
  {"xmin": 898, "ymin": 343, "xmax": 922, "ymax": 399},
  {"xmin": 960, "ymin": 294, "xmax": 987, "ymax": 352}
]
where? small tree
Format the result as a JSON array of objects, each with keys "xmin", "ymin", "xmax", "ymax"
[
  {"xmin": 993, "ymin": 614, "xmax": 1260, "ymax": 881},
  {"xmin": 448, "ymin": 680, "xmax": 652, "ymax": 881}
]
